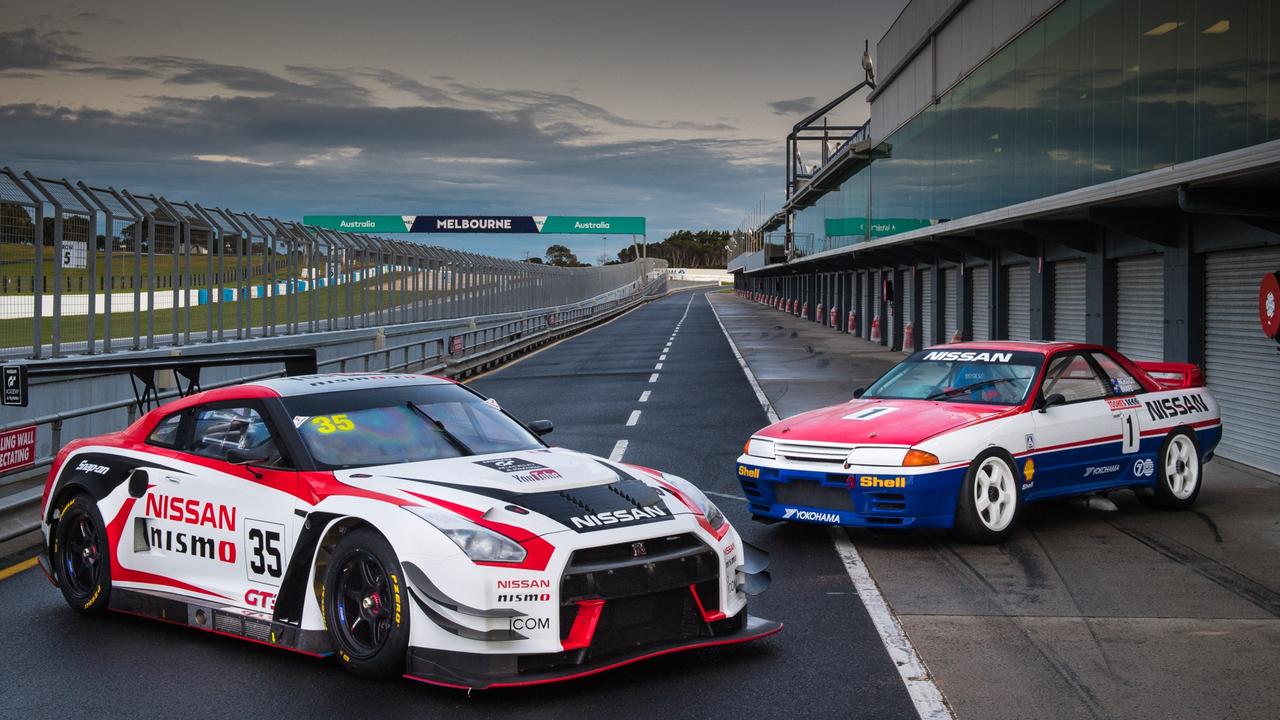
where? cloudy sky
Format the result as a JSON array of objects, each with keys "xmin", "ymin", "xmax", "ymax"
[{"xmin": 0, "ymin": 0, "xmax": 905, "ymax": 260}]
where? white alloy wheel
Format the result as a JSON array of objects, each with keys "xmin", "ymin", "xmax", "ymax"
[
  {"xmin": 973, "ymin": 456, "xmax": 1017, "ymax": 532},
  {"xmin": 1164, "ymin": 433, "xmax": 1200, "ymax": 500}
]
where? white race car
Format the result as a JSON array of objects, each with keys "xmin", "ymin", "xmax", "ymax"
[{"xmin": 38, "ymin": 374, "xmax": 778, "ymax": 688}]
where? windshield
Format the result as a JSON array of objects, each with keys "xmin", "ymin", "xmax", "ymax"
[
  {"xmin": 282, "ymin": 384, "xmax": 542, "ymax": 469},
  {"xmin": 862, "ymin": 349, "xmax": 1044, "ymax": 406}
]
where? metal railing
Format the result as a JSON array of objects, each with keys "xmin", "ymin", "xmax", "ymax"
[{"xmin": 0, "ymin": 165, "xmax": 665, "ymax": 359}]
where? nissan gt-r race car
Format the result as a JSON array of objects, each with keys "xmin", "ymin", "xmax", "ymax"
[
  {"xmin": 38, "ymin": 373, "xmax": 778, "ymax": 689},
  {"xmin": 737, "ymin": 342, "xmax": 1222, "ymax": 543}
]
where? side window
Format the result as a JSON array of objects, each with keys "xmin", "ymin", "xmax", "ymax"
[
  {"xmin": 188, "ymin": 405, "xmax": 290, "ymax": 468},
  {"xmin": 147, "ymin": 412, "xmax": 185, "ymax": 448},
  {"xmin": 1091, "ymin": 352, "xmax": 1143, "ymax": 395},
  {"xmin": 1041, "ymin": 354, "xmax": 1108, "ymax": 403}
]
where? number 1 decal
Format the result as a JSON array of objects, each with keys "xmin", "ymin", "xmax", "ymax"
[{"xmin": 1120, "ymin": 412, "xmax": 1140, "ymax": 454}]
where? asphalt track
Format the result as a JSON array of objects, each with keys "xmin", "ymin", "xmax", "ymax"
[{"xmin": 0, "ymin": 289, "xmax": 919, "ymax": 720}]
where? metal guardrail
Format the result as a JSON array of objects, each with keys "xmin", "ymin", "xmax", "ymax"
[{"xmin": 0, "ymin": 274, "xmax": 667, "ymax": 545}]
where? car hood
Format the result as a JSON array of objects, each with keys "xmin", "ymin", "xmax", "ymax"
[
  {"xmin": 755, "ymin": 398, "xmax": 1013, "ymax": 446},
  {"xmin": 331, "ymin": 447, "xmax": 693, "ymax": 537}
]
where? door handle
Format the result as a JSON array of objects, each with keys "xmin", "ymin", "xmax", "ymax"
[{"xmin": 163, "ymin": 475, "xmax": 182, "ymax": 484}]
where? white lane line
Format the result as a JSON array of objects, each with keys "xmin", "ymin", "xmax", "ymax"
[
  {"xmin": 705, "ymin": 490, "xmax": 745, "ymax": 502},
  {"xmin": 654, "ymin": 362, "xmax": 663, "ymax": 370},
  {"xmin": 648, "ymin": 373, "xmax": 659, "ymax": 383},
  {"xmin": 639, "ymin": 390, "xmax": 651, "ymax": 402},
  {"xmin": 705, "ymin": 291, "xmax": 953, "ymax": 720},
  {"xmin": 626, "ymin": 410, "xmax": 641, "ymax": 426},
  {"xmin": 664, "ymin": 343, "xmax": 671, "ymax": 349},
  {"xmin": 659, "ymin": 354, "xmax": 667, "ymax": 361},
  {"xmin": 608, "ymin": 440, "xmax": 628, "ymax": 461}
]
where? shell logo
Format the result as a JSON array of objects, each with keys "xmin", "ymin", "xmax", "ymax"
[{"xmin": 1023, "ymin": 458, "xmax": 1036, "ymax": 485}]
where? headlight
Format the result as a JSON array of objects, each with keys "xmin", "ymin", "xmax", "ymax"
[
  {"xmin": 745, "ymin": 437, "xmax": 775, "ymax": 459},
  {"xmin": 661, "ymin": 473, "xmax": 728, "ymax": 532},
  {"xmin": 404, "ymin": 506, "xmax": 527, "ymax": 564}
]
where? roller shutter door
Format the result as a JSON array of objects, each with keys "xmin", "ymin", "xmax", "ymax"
[
  {"xmin": 1205, "ymin": 247, "xmax": 1280, "ymax": 474},
  {"xmin": 1005, "ymin": 264, "xmax": 1030, "ymax": 341},
  {"xmin": 971, "ymin": 267, "xmax": 991, "ymax": 340},
  {"xmin": 1115, "ymin": 254, "xmax": 1164, "ymax": 361},
  {"xmin": 943, "ymin": 267, "xmax": 958, "ymax": 341},
  {"xmin": 887, "ymin": 270, "xmax": 898, "ymax": 348},
  {"xmin": 1052, "ymin": 259, "xmax": 1087, "ymax": 341},
  {"xmin": 901, "ymin": 269, "xmax": 913, "ymax": 352},
  {"xmin": 920, "ymin": 268, "xmax": 934, "ymax": 347}
]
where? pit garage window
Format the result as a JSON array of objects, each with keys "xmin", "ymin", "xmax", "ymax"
[
  {"xmin": 1041, "ymin": 354, "xmax": 1109, "ymax": 403},
  {"xmin": 188, "ymin": 405, "xmax": 289, "ymax": 467}
]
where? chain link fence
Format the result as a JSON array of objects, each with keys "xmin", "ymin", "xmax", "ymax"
[{"xmin": 0, "ymin": 166, "xmax": 665, "ymax": 359}]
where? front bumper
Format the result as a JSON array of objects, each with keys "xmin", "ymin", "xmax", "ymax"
[
  {"xmin": 404, "ymin": 613, "xmax": 782, "ymax": 689},
  {"xmin": 737, "ymin": 457, "xmax": 966, "ymax": 529}
]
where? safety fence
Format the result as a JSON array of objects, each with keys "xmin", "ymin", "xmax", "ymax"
[{"xmin": 0, "ymin": 166, "xmax": 665, "ymax": 359}]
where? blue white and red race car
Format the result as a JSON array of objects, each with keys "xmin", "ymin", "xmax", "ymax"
[
  {"xmin": 38, "ymin": 373, "xmax": 777, "ymax": 689},
  {"xmin": 736, "ymin": 342, "xmax": 1222, "ymax": 542}
]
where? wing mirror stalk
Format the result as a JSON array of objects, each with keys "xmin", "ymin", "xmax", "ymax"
[{"xmin": 1038, "ymin": 393, "xmax": 1066, "ymax": 413}]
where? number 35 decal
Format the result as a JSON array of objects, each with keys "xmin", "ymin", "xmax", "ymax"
[
  {"xmin": 310, "ymin": 414, "xmax": 355, "ymax": 434},
  {"xmin": 245, "ymin": 519, "xmax": 286, "ymax": 586}
]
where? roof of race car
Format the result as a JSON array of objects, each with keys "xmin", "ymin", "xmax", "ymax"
[{"xmin": 248, "ymin": 373, "xmax": 452, "ymax": 396}]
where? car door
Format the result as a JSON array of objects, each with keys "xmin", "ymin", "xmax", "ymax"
[
  {"xmin": 1030, "ymin": 352, "xmax": 1127, "ymax": 495},
  {"xmin": 132, "ymin": 401, "xmax": 301, "ymax": 609}
]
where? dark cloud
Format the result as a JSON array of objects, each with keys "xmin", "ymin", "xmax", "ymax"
[
  {"xmin": 0, "ymin": 29, "xmax": 88, "ymax": 72},
  {"xmin": 767, "ymin": 97, "xmax": 818, "ymax": 116}
]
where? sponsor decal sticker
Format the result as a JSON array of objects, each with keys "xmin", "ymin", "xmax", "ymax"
[
  {"xmin": 1112, "ymin": 376, "xmax": 1141, "ymax": 394},
  {"xmin": 496, "ymin": 578, "xmax": 552, "ymax": 601},
  {"xmin": 1025, "ymin": 433, "xmax": 1036, "ymax": 451},
  {"xmin": 1144, "ymin": 393, "xmax": 1209, "ymax": 421},
  {"xmin": 1133, "ymin": 458, "xmax": 1155, "ymax": 478},
  {"xmin": 851, "ymin": 475, "xmax": 908, "ymax": 489},
  {"xmin": 841, "ymin": 406, "xmax": 899, "ymax": 421},
  {"xmin": 1022, "ymin": 458, "xmax": 1035, "ymax": 489},
  {"xmin": 922, "ymin": 350, "xmax": 1014, "ymax": 363},
  {"xmin": 569, "ymin": 505, "xmax": 668, "ymax": 530},
  {"xmin": 738, "ymin": 465, "xmax": 760, "ymax": 479},
  {"xmin": 1106, "ymin": 396, "xmax": 1142, "ymax": 411},
  {"xmin": 781, "ymin": 508, "xmax": 841, "ymax": 523},
  {"xmin": 473, "ymin": 457, "xmax": 563, "ymax": 483},
  {"xmin": 74, "ymin": 460, "xmax": 111, "ymax": 475},
  {"xmin": 1083, "ymin": 464, "xmax": 1121, "ymax": 478},
  {"xmin": 510, "ymin": 616, "xmax": 551, "ymax": 631},
  {"xmin": 245, "ymin": 588, "xmax": 277, "ymax": 611}
]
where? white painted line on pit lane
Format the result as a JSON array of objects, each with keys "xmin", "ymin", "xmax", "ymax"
[
  {"xmin": 654, "ymin": 362, "xmax": 663, "ymax": 370},
  {"xmin": 626, "ymin": 410, "xmax": 641, "ymax": 426},
  {"xmin": 705, "ymin": 291, "xmax": 953, "ymax": 720},
  {"xmin": 648, "ymin": 373, "xmax": 659, "ymax": 383},
  {"xmin": 659, "ymin": 354, "xmax": 667, "ymax": 361},
  {"xmin": 609, "ymin": 440, "xmax": 628, "ymax": 461},
  {"xmin": 639, "ymin": 391, "xmax": 651, "ymax": 402},
  {"xmin": 705, "ymin": 490, "xmax": 745, "ymax": 502}
]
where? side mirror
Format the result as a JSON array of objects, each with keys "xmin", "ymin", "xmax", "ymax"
[
  {"xmin": 852, "ymin": 388, "xmax": 865, "ymax": 398},
  {"xmin": 127, "ymin": 468, "xmax": 150, "ymax": 498},
  {"xmin": 527, "ymin": 420, "xmax": 554, "ymax": 436},
  {"xmin": 227, "ymin": 445, "xmax": 273, "ymax": 465},
  {"xmin": 1038, "ymin": 393, "xmax": 1066, "ymax": 413}
]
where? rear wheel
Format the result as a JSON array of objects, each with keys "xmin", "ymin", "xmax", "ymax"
[
  {"xmin": 323, "ymin": 529, "xmax": 410, "ymax": 679},
  {"xmin": 1138, "ymin": 429, "xmax": 1202, "ymax": 510},
  {"xmin": 955, "ymin": 451, "xmax": 1020, "ymax": 543},
  {"xmin": 54, "ymin": 493, "xmax": 111, "ymax": 615}
]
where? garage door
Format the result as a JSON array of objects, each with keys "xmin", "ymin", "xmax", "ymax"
[
  {"xmin": 1053, "ymin": 259, "xmax": 1086, "ymax": 341},
  {"xmin": 943, "ymin": 267, "xmax": 958, "ymax": 342},
  {"xmin": 971, "ymin": 266, "xmax": 990, "ymax": 341},
  {"xmin": 1005, "ymin": 264, "xmax": 1030, "ymax": 341},
  {"xmin": 901, "ymin": 269, "xmax": 913, "ymax": 352},
  {"xmin": 1205, "ymin": 247, "xmax": 1280, "ymax": 474},
  {"xmin": 1115, "ymin": 254, "xmax": 1164, "ymax": 360},
  {"xmin": 920, "ymin": 268, "xmax": 934, "ymax": 347}
]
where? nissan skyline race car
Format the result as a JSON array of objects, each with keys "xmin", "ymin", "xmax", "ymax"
[
  {"xmin": 736, "ymin": 342, "xmax": 1222, "ymax": 543},
  {"xmin": 37, "ymin": 373, "xmax": 778, "ymax": 689}
]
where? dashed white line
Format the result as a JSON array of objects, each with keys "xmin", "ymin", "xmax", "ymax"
[
  {"xmin": 608, "ymin": 440, "xmax": 628, "ymax": 461},
  {"xmin": 664, "ymin": 343, "xmax": 671, "ymax": 349},
  {"xmin": 626, "ymin": 410, "xmax": 641, "ymax": 426},
  {"xmin": 705, "ymin": 490, "xmax": 745, "ymax": 502},
  {"xmin": 639, "ymin": 390, "xmax": 651, "ymax": 402},
  {"xmin": 659, "ymin": 354, "xmax": 667, "ymax": 361},
  {"xmin": 654, "ymin": 362, "xmax": 663, "ymax": 370},
  {"xmin": 705, "ymin": 291, "xmax": 953, "ymax": 720},
  {"xmin": 648, "ymin": 373, "xmax": 659, "ymax": 383}
]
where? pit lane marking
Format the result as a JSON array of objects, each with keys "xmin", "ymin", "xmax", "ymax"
[
  {"xmin": 0, "ymin": 556, "xmax": 38, "ymax": 582},
  {"xmin": 609, "ymin": 440, "xmax": 629, "ymax": 462},
  {"xmin": 626, "ymin": 410, "xmax": 641, "ymax": 427},
  {"xmin": 648, "ymin": 373, "xmax": 659, "ymax": 383},
  {"xmin": 639, "ymin": 391, "xmax": 651, "ymax": 402},
  {"xmin": 705, "ymin": 490, "xmax": 745, "ymax": 502},
  {"xmin": 707, "ymin": 291, "xmax": 954, "ymax": 720},
  {"xmin": 654, "ymin": 363, "xmax": 663, "ymax": 370}
]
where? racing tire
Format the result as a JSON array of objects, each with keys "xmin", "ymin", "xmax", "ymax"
[
  {"xmin": 53, "ymin": 493, "xmax": 112, "ymax": 615},
  {"xmin": 954, "ymin": 450, "xmax": 1021, "ymax": 544},
  {"xmin": 323, "ymin": 529, "xmax": 410, "ymax": 680},
  {"xmin": 1138, "ymin": 429, "xmax": 1202, "ymax": 511}
]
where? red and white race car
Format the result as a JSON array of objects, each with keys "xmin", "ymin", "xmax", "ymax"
[
  {"xmin": 737, "ymin": 342, "xmax": 1222, "ymax": 542},
  {"xmin": 39, "ymin": 373, "xmax": 777, "ymax": 688}
]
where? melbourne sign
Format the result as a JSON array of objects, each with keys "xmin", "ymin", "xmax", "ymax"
[{"xmin": 305, "ymin": 215, "xmax": 645, "ymax": 235}]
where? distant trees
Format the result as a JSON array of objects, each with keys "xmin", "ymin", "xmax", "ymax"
[
  {"xmin": 545, "ymin": 244, "xmax": 587, "ymax": 267},
  {"xmin": 615, "ymin": 229, "xmax": 739, "ymax": 268}
]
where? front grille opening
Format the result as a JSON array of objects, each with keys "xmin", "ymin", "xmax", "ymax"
[
  {"xmin": 866, "ymin": 516, "xmax": 904, "ymax": 525},
  {"xmin": 772, "ymin": 480, "xmax": 856, "ymax": 511},
  {"xmin": 868, "ymin": 492, "xmax": 907, "ymax": 512}
]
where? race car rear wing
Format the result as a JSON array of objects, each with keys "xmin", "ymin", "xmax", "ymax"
[{"xmin": 1135, "ymin": 361, "xmax": 1205, "ymax": 390}]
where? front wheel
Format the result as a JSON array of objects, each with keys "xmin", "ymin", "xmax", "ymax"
[
  {"xmin": 53, "ymin": 493, "xmax": 111, "ymax": 615},
  {"xmin": 954, "ymin": 451, "xmax": 1021, "ymax": 543},
  {"xmin": 1138, "ymin": 429, "xmax": 1202, "ymax": 511},
  {"xmin": 322, "ymin": 529, "xmax": 410, "ymax": 679}
]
